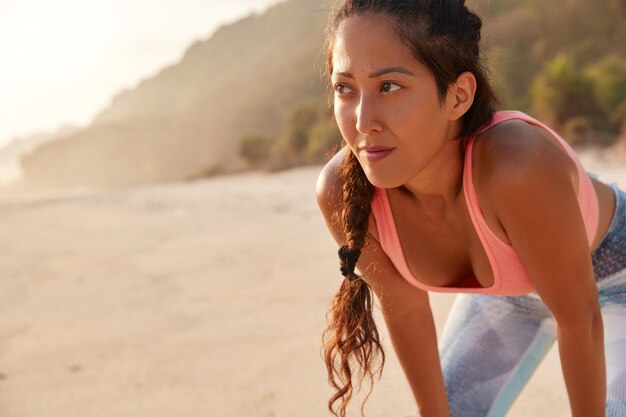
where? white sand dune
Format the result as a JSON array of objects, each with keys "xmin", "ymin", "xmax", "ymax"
[{"xmin": 0, "ymin": 150, "xmax": 624, "ymax": 417}]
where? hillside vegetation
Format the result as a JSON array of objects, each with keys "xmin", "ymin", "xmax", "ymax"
[
  {"xmin": 480, "ymin": 0, "xmax": 626, "ymax": 134},
  {"xmin": 18, "ymin": 0, "xmax": 626, "ymax": 189}
]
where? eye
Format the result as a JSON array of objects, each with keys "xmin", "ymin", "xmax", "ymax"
[
  {"xmin": 333, "ymin": 83, "xmax": 353, "ymax": 95},
  {"xmin": 380, "ymin": 82, "xmax": 402, "ymax": 93}
]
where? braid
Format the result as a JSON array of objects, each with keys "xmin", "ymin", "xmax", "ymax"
[
  {"xmin": 338, "ymin": 150, "xmax": 375, "ymax": 255},
  {"xmin": 323, "ymin": 149, "xmax": 384, "ymax": 417}
]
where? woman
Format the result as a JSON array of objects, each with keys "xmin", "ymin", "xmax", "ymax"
[{"xmin": 315, "ymin": 1, "xmax": 626, "ymax": 416}]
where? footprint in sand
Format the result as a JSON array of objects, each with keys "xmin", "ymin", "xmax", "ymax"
[
  {"xmin": 68, "ymin": 364, "xmax": 83, "ymax": 373},
  {"xmin": 260, "ymin": 391, "xmax": 276, "ymax": 417}
]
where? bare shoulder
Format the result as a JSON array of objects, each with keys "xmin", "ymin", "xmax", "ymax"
[
  {"xmin": 471, "ymin": 120, "xmax": 599, "ymax": 322},
  {"xmin": 471, "ymin": 118, "xmax": 578, "ymax": 194},
  {"xmin": 315, "ymin": 145, "xmax": 382, "ymax": 243},
  {"xmin": 315, "ymin": 146, "xmax": 352, "ymax": 247},
  {"xmin": 315, "ymin": 145, "xmax": 349, "ymax": 222}
]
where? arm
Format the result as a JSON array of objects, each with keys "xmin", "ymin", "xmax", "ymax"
[
  {"xmin": 384, "ymin": 297, "xmax": 450, "ymax": 417},
  {"xmin": 354, "ymin": 227, "xmax": 449, "ymax": 417},
  {"xmin": 481, "ymin": 128, "xmax": 606, "ymax": 416},
  {"xmin": 316, "ymin": 149, "xmax": 450, "ymax": 417},
  {"xmin": 355, "ymin": 232, "xmax": 449, "ymax": 417}
]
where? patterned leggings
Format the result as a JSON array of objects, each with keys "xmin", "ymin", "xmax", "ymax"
[{"xmin": 438, "ymin": 179, "xmax": 626, "ymax": 417}]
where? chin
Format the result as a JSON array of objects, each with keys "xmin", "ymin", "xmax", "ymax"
[{"xmin": 361, "ymin": 168, "xmax": 404, "ymax": 189}]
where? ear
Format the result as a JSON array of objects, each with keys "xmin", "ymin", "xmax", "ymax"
[{"xmin": 447, "ymin": 71, "xmax": 477, "ymax": 121}]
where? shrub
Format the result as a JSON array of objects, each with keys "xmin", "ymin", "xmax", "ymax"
[
  {"xmin": 239, "ymin": 133, "xmax": 272, "ymax": 167},
  {"xmin": 531, "ymin": 54, "xmax": 604, "ymax": 131},
  {"xmin": 306, "ymin": 120, "xmax": 341, "ymax": 162},
  {"xmin": 588, "ymin": 55, "xmax": 626, "ymax": 131}
]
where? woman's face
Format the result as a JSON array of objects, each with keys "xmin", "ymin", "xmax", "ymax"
[{"xmin": 331, "ymin": 14, "xmax": 459, "ymax": 188}]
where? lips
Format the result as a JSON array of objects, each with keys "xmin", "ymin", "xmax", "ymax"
[{"xmin": 359, "ymin": 145, "xmax": 394, "ymax": 162}]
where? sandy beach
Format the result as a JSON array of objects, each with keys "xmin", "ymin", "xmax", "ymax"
[{"xmin": 0, "ymin": 149, "xmax": 624, "ymax": 417}]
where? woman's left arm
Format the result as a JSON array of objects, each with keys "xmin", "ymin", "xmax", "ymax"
[{"xmin": 482, "ymin": 131, "xmax": 606, "ymax": 417}]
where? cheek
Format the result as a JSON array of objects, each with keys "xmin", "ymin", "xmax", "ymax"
[
  {"xmin": 391, "ymin": 96, "xmax": 443, "ymax": 137},
  {"xmin": 333, "ymin": 101, "xmax": 355, "ymax": 139}
]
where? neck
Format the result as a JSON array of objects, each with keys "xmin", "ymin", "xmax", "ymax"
[{"xmin": 398, "ymin": 138, "xmax": 465, "ymax": 213}]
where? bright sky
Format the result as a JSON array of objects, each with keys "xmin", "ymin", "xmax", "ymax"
[{"xmin": 0, "ymin": 0, "xmax": 282, "ymax": 148}]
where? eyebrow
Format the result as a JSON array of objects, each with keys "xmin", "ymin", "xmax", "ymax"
[{"xmin": 333, "ymin": 66, "xmax": 416, "ymax": 78}]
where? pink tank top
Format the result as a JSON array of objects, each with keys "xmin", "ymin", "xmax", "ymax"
[{"xmin": 370, "ymin": 110, "xmax": 600, "ymax": 296}]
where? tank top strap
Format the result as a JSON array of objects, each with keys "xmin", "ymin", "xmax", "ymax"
[{"xmin": 464, "ymin": 110, "xmax": 599, "ymax": 247}]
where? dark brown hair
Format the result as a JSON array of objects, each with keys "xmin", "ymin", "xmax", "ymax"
[{"xmin": 321, "ymin": 1, "xmax": 497, "ymax": 416}]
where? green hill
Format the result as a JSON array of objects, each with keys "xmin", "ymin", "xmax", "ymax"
[
  {"xmin": 20, "ymin": 0, "xmax": 330, "ymax": 188},
  {"xmin": 18, "ymin": 0, "xmax": 626, "ymax": 189},
  {"xmin": 479, "ymin": 0, "xmax": 626, "ymax": 111}
]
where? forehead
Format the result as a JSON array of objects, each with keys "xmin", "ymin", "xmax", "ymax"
[{"xmin": 331, "ymin": 14, "xmax": 421, "ymax": 74}]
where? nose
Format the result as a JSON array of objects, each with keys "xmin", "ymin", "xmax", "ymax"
[{"xmin": 355, "ymin": 96, "xmax": 383, "ymax": 134}]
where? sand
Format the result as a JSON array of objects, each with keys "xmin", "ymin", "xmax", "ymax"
[{"xmin": 0, "ymin": 150, "xmax": 624, "ymax": 417}]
